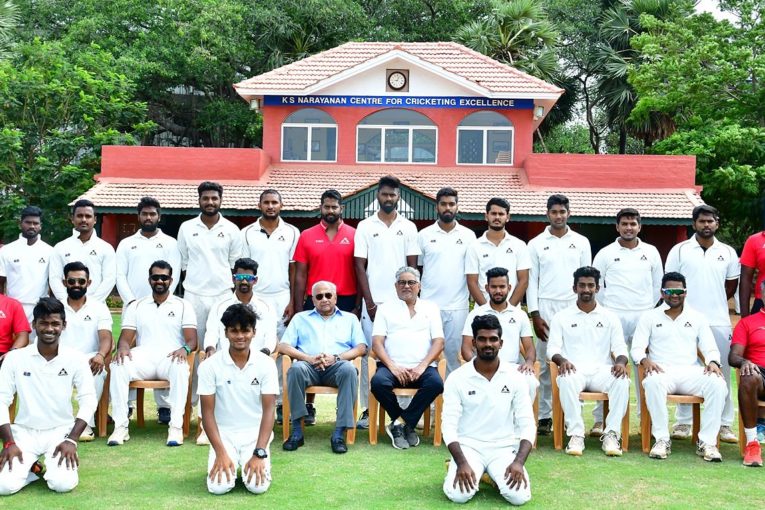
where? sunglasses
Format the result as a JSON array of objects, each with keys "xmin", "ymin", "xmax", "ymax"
[
  {"xmin": 396, "ymin": 280, "xmax": 419, "ymax": 287},
  {"xmin": 234, "ymin": 274, "xmax": 257, "ymax": 282},
  {"xmin": 314, "ymin": 292, "xmax": 334, "ymax": 301},
  {"xmin": 661, "ymin": 288, "xmax": 686, "ymax": 296},
  {"xmin": 66, "ymin": 278, "xmax": 87, "ymax": 286},
  {"xmin": 150, "ymin": 274, "xmax": 171, "ymax": 282}
]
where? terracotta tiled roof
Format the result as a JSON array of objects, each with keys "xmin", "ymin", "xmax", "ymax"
[{"xmin": 234, "ymin": 42, "xmax": 562, "ymax": 97}]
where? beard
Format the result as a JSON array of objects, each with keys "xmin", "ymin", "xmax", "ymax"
[
  {"xmin": 439, "ymin": 212, "xmax": 455, "ymax": 223},
  {"xmin": 476, "ymin": 349, "xmax": 498, "ymax": 361},
  {"xmin": 141, "ymin": 223, "xmax": 159, "ymax": 232},
  {"xmin": 201, "ymin": 207, "xmax": 219, "ymax": 217},
  {"xmin": 322, "ymin": 214, "xmax": 339, "ymax": 224},
  {"xmin": 380, "ymin": 202, "xmax": 396, "ymax": 214},
  {"xmin": 66, "ymin": 287, "xmax": 87, "ymax": 299}
]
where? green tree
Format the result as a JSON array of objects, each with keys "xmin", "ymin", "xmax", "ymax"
[{"xmin": 0, "ymin": 0, "xmax": 18, "ymax": 60}]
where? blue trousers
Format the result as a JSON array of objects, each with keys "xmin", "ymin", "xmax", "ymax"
[{"xmin": 370, "ymin": 365, "xmax": 443, "ymax": 427}]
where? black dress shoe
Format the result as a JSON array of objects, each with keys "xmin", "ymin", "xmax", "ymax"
[
  {"xmin": 283, "ymin": 435, "xmax": 305, "ymax": 451},
  {"xmin": 538, "ymin": 418, "xmax": 552, "ymax": 436},
  {"xmin": 331, "ymin": 436, "xmax": 348, "ymax": 454}
]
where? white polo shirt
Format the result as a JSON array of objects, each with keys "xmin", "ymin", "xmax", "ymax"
[
  {"xmin": 177, "ymin": 214, "xmax": 242, "ymax": 296},
  {"xmin": 665, "ymin": 236, "xmax": 739, "ymax": 327},
  {"xmin": 354, "ymin": 213, "xmax": 421, "ymax": 304},
  {"xmin": 197, "ymin": 348, "xmax": 278, "ymax": 436},
  {"xmin": 122, "ymin": 295, "xmax": 196, "ymax": 354},
  {"xmin": 204, "ymin": 293, "xmax": 278, "ymax": 354},
  {"xmin": 465, "ymin": 231, "xmax": 531, "ymax": 301},
  {"xmin": 593, "ymin": 238, "xmax": 663, "ymax": 312},
  {"xmin": 527, "ymin": 227, "xmax": 591, "ymax": 313},
  {"xmin": 442, "ymin": 360, "xmax": 536, "ymax": 449},
  {"xmin": 60, "ymin": 299, "xmax": 112, "ymax": 354},
  {"xmin": 547, "ymin": 302, "xmax": 627, "ymax": 373},
  {"xmin": 462, "ymin": 302, "xmax": 532, "ymax": 363},
  {"xmin": 0, "ymin": 236, "xmax": 53, "ymax": 306},
  {"xmin": 0, "ymin": 344, "xmax": 96, "ymax": 429},
  {"xmin": 49, "ymin": 230, "xmax": 117, "ymax": 303},
  {"xmin": 372, "ymin": 298, "xmax": 443, "ymax": 368},
  {"xmin": 116, "ymin": 229, "xmax": 181, "ymax": 303},
  {"xmin": 241, "ymin": 218, "xmax": 299, "ymax": 296},
  {"xmin": 631, "ymin": 305, "xmax": 720, "ymax": 367},
  {"xmin": 418, "ymin": 222, "xmax": 476, "ymax": 311}
]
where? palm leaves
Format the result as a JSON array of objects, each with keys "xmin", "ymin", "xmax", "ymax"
[{"xmin": 0, "ymin": 0, "xmax": 19, "ymax": 60}]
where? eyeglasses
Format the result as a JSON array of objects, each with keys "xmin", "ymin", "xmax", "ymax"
[
  {"xmin": 150, "ymin": 274, "xmax": 171, "ymax": 282},
  {"xmin": 66, "ymin": 278, "xmax": 87, "ymax": 286},
  {"xmin": 396, "ymin": 280, "xmax": 419, "ymax": 287},
  {"xmin": 314, "ymin": 292, "xmax": 334, "ymax": 301},
  {"xmin": 661, "ymin": 288, "xmax": 686, "ymax": 296},
  {"xmin": 234, "ymin": 274, "xmax": 257, "ymax": 282}
]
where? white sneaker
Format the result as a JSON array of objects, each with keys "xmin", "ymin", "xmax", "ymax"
[
  {"xmin": 589, "ymin": 421, "xmax": 604, "ymax": 437},
  {"xmin": 565, "ymin": 435, "xmax": 585, "ymax": 456},
  {"xmin": 649, "ymin": 439, "xmax": 671, "ymax": 459},
  {"xmin": 671, "ymin": 423, "xmax": 691, "ymax": 439},
  {"xmin": 107, "ymin": 426, "xmax": 130, "ymax": 446},
  {"xmin": 196, "ymin": 429, "xmax": 210, "ymax": 446},
  {"xmin": 79, "ymin": 425, "xmax": 95, "ymax": 442},
  {"xmin": 600, "ymin": 431, "xmax": 623, "ymax": 457},
  {"xmin": 167, "ymin": 426, "xmax": 184, "ymax": 447},
  {"xmin": 696, "ymin": 441, "xmax": 722, "ymax": 462},
  {"xmin": 719, "ymin": 425, "xmax": 738, "ymax": 444}
]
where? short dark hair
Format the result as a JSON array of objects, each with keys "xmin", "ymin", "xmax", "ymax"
[
  {"xmin": 546, "ymin": 194, "xmax": 569, "ymax": 211},
  {"xmin": 616, "ymin": 208, "xmax": 640, "ymax": 224},
  {"xmin": 33, "ymin": 297, "xmax": 66, "ymax": 322},
  {"xmin": 321, "ymin": 189, "xmax": 343, "ymax": 205},
  {"xmin": 486, "ymin": 197, "xmax": 510, "ymax": 214},
  {"xmin": 198, "ymin": 181, "xmax": 223, "ymax": 198},
  {"xmin": 20, "ymin": 206, "xmax": 42, "ymax": 221},
  {"xmin": 486, "ymin": 266, "xmax": 510, "ymax": 284},
  {"xmin": 692, "ymin": 204, "xmax": 719, "ymax": 222},
  {"xmin": 64, "ymin": 261, "xmax": 89, "ymax": 279},
  {"xmin": 137, "ymin": 196, "xmax": 161, "ymax": 214},
  {"xmin": 221, "ymin": 303, "xmax": 258, "ymax": 330},
  {"xmin": 259, "ymin": 189, "xmax": 282, "ymax": 203},
  {"xmin": 72, "ymin": 199, "xmax": 95, "ymax": 215},
  {"xmin": 149, "ymin": 260, "xmax": 173, "ymax": 276},
  {"xmin": 233, "ymin": 257, "xmax": 259, "ymax": 274},
  {"xmin": 662, "ymin": 271, "xmax": 686, "ymax": 288},
  {"xmin": 436, "ymin": 187, "xmax": 458, "ymax": 203},
  {"xmin": 378, "ymin": 175, "xmax": 400, "ymax": 190},
  {"xmin": 573, "ymin": 266, "xmax": 601, "ymax": 286},
  {"xmin": 471, "ymin": 314, "xmax": 503, "ymax": 338}
]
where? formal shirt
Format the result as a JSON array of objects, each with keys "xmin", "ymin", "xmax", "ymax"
[
  {"xmin": 732, "ymin": 309, "xmax": 765, "ymax": 367},
  {"xmin": 204, "ymin": 293, "xmax": 278, "ymax": 353},
  {"xmin": 293, "ymin": 221, "xmax": 357, "ymax": 296},
  {"xmin": 465, "ymin": 231, "xmax": 531, "ymax": 302},
  {"xmin": 60, "ymin": 299, "xmax": 112, "ymax": 354},
  {"xmin": 593, "ymin": 238, "xmax": 663, "ymax": 311},
  {"xmin": 418, "ymin": 222, "xmax": 476, "ymax": 311},
  {"xmin": 122, "ymin": 295, "xmax": 196, "ymax": 354},
  {"xmin": 372, "ymin": 298, "xmax": 443, "ymax": 368},
  {"xmin": 462, "ymin": 302, "xmax": 532, "ymax": 363},
  {"xmin": 0, "ymin": 294, "xmax": 31, "ymax": 354},
  {"xmin": 282, "ymin": 308, "xmax": 365, "ymax": 355},
  {"xmin": 442, "ymin": 360, "xmax": 536, "ymax": 450},
  {"xmin": 740, "ymin": 231, "xmax": 765, "ymax": 299},
  {"xmin": 0, "ymin": 235, "xmax": 53, "ymax": 305},
  {"xmin": 115, "ymin": 229, "xmax": 181, "ymax": 303},
  {"xmin": 49, "ymin": 230, "xmax": 117, "ymax": 302},
  {"xmin": 177, "ymin": 214, "xmax": 242, "ymax": 296},
  {"xmin": 0, "ymin": 344, "xmax": 96, "ymax": 429},
  {"xmin": 241, "ymin": 217, "xmax": 299, "ymax": 296}
]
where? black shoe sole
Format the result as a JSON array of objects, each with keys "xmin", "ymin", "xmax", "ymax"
[
  {"xmin": 283, "ymin": 437, "xmax": 305, "ymax": 451},
  {"xmin": 331, "ymin": 440, "xmax": 348, "ymax": 454}
]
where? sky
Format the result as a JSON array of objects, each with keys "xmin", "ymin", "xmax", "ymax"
[{"xmin": 696, "ymin": 0, "xmax": 738, "ymax": 21}]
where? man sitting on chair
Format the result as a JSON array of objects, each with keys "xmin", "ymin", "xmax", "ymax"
[
  {"xmin": 547, "ymin": 266, "xmax": 630, "ymax": 457},
  {"xmin": 108, "ymin": 260, "xmax": 197, "ymax": 447},
  {"xmin": 371, "ymin": 266, "xmax": 445, "ymax": 450},
  {"xmin": 278, "ymin": 281, "xmax": 366, "ymax": 454},
  {"xmin": 632, "ymin": 271, "xmax": 726, "ymax": 462}
]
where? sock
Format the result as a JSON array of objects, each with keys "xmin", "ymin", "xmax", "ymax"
[
  {"xmin": 332, "ymin": 427, "xmax": 345, "ymax": 441},
  {"xmin": 291, "ymin": 419, "xmax": 303, "ymax": 438},
  {"xmin": 745, "ymin": 427, "xmax": 758, "ymax": 443},
  {"xmin": 757, "ymin": 418, "xmax": 765, "ymax": 426}
]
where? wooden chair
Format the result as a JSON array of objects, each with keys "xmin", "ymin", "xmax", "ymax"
[
  {"xmin": 549, "ymin": 361, "xmax": 630, "ymax": 451},
  {"xmin": 129, "ymin": 351, "xmax": 196, "ymax": 438},
  {"xmin": 96, "ymin": 359, "xmax": 111, "ymax": 437},
  {"xmin": 368, "ymin": 358, "xmax": 447, "ymax": 446},
  {"xmin": 736, "ymin": 368, "xmax": 765, "ymax": 457},
  {"xmin": 281, "ymin": 356, "xmax": 361, "ymax": 444}
]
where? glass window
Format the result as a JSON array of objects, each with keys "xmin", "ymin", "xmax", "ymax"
[
  {"xmin": 457, "ymin": 111, "xmax": 514, "ymax": 165},
  {"xmin": 282, "ymin": 108, "xmax": 337, "ymax": 162},
  {"xmin": 357, "ymin": 109, "xmax": 437, "ymax": 164}
]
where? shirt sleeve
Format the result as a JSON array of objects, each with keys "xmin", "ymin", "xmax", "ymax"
[
  {"xmin": 519, "ymin": 314, "xmax": 533, "ymax": 338},
  {"xmin": 96, "ymin": 303, "xmax": 113, "ymax": 331},
  {"xmin": 665, "ymin": 244, "xmax": 680, "ymax": 273},
  {"xmin": 592, "ymin": 246, "xmax": 607, "ymax": 280},
  {"xmin": 416, "ymin": 231, "xmax": 426, "ymax": 267},
  {"xmin": 546, "ymin": 311, "xmax": 564, "ymax": 360},
  {"xmin": 464, "ymin": 242, "xmax": 479, "ymax": 275},
  {"xmin": 526, "ymin": 241, "xmax": 540, "ymax": 313},
  {"xmin": 259, "ymin": 305, "xmax": 279, "ymax": 353},
  {"xmin": 741, "ymin": 235, "xmax": 757, "ymax": 267},
  {"xmin": 121, "ymin": 300, "xmax": 139, "ymax": 330},
  {"xmin": 115, "ymin": 241, "xmax": 134, "ymax": 303},
  {"xmin": 93, "ymin": 244, "xmax": 117, "ymax": 303},
  {"xmin": 182, "ymin": 299, "xmax": 198, "ymax": 329},
  {"xmin": 288, "ymin": 225, "xmax": 299, "ymax": 261},
  {"xmin": 0, "ymin": 351, "xmax": 17, "ymax": 425},
  {"xmin": 371, "ymin": 305, "xmax": 389, "ymax": 337},
  {"xmin": 429, "ymin": 304, "xmax": 445, "ymax": 339},
  {"xmin": 405, "ymin": 223, "xmax": 421, "ymax": 257},
  {"xmin": 281, "ymin": 315, "xmax": 300, "ymax": 348},
  {"xmin": 353, "ymin": 223, "xmax": 368, "ymax": 258},
  {"xmin": 731, "ymin": 318, "xmax": 749, "ymax": 347},
  {"xmin": 461, "ymin": 310, "xmax": 476, "ymax": 337},
  {"xmin": 261, "ymin": 357, "xmax": 280, "ymax": 395},
  {"xmin": 650, "ymin": 247, "xmax": 664, "ymax": 304},
  {"xmin": 726, "ymin": 245, "xmax": 741, "ymax": 279},
  {"xmin": 581, "ymin": 237, "xmax": 592, "ymax": 266},
  {"xmin": 512, "ymin": 374, "xmax": 536, "ymax": 443},
  {"xmin": 73, "ymin": 354, "xmax": 97, "ymax": 423},
  {"xmin": 10, "ymin": 299, "xmax": 31, "ymax": 334},
  {"xmin": 167, "ymin": 240, "xmax": 182, "ymax": 295},
  {"xmin": 177, "ymin": 224, "xmax": 189, "ymax": 270},
  {"xmin": 293, "ymin": 233, "xmax": 308, "ymax": 264},
  {"xmin": 440, "ymin": 375, "xmax": 462, "ymax": 446},
  {"xmin": 228, "ymin": 226, "xmax": 243, "ymax": 269},
  {"xmin": 48, "ymin": 245, "xmax": 67, "ymax": 301},
  {"xmin": 196, "ymin": 359, "xmax": 216, "ymax": 396},
  {"xmin": 608, "ymin": 313, "xmax": 628, "ymax": 360},
  {"xmin": 630, "ymin": 312, "xmax": 652, "ymax": 363},
  {"xmin": 204, "ymin": 303, "xmax": 222, "ymax": 351},
  {"xmin": 515, "ymin": 242, "xmax": 532, "ymax": 271},
  {"xmin": 0, "ymin": 248, "xmax": 7, "ymax": 278}
]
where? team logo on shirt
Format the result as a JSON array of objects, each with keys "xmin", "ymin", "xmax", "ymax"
[
  {"xmin": 12, "ymin": 258, "xmax": 19, "ymax": 263},
  {"xmin": 640, "ymin": 255, "xmax": 648, "ymax": 261},
  {"xmin": 456, "ymin": 239, "xmax": 463, "ymax": 245},
  {"xmin": 656, "ymin": 324, "xmax": 663, "ymax": 328},
  {"xmin": 89, "ymin": 250, "xmax": 97, "ymax": 256},
  {"xmin": 570, "ymin": 323, "xmax": 577, "ymax": 328},
  {"xmin": 543, "ymin": 246, "xmax": 550, "ymax": 250},
  {"xmin": 614, "ymin": 258, "xmax": 620, "ymax": 262},
  {"xmin": 251, "ymin": 377, "xmax": 260, "ymax": 385},
  {"xmin": 192, "ymin": 233, "xmax": 199, "ymax": 237},
  {"xmin": 156, "ymin": 243, "xmax": 163, "ymax": 248},
  {"xmin": 64, "ymin": 253, "xmax": 71, "ymax": 257},
  {"xmin": 468, "ymin": 390, "xmax": 476, "ymax": 395},
  {"xmin": 717, "ymin": 255, "xmax": 725, "ymax": 261},
  {"xmin": 482, "ymin": 254, "xmax": 489, "ymax": 258},
  {"xmin": 506, "ymin": 247, "xmax": 513, "ymax": 254},
  {"xmin": 131, "ymin": 245, "xmax": 137, "ymax": 250},
  {"xmin": 168, "ymin": 311, "xmax": 176, "ymax": 317},
  {"xmin": 83, "ymin": 315, "xmax": 92, "ymax": 321},
  {"xmin": 23, "ymin": 371, "xmax": 31, "ymax": 376},
  {"xmin": 684, "ymin": 322, "xmax": 693, "ymax": 327},
  {"xmin": 315, "ymin": 239, "xmax": 324, "ymax": 244},
  {"xmin": 277, "ymin": 235, "xmax": 285, "ymax": 242},
  {"xmin": 38, "ymin": 257, "xmax": 46, "ymax": 263},
  {"xmin": 58, "ymin": 368, "xmax": 68, "ymax": 376},
  {"xmin": 509, "ymin": 317, "xmax": 516, "ymax": 324},
  {"xmin": 372, "ymin": 233, "xmax": 379, "ymax": 238},
  {"xmin": 596, "ymin": 322, "xmax": 604, "ymax": 328},
  {"xmin": 0, "ymin": 311, "xmax": 5, "ymax": 319},
  {"xmin": 501, "ymin": 385, "xmax": 510, "ymax": 394},
  {"xmin": 568, "ymin": 244, "xmax": 577, "ymax": 249},
  {"xmin": 396, "ymin": 230, "xmax": 404, "ymax": 236},
  {"xmin": 430, "ymin": 239, "xmax": 437, "ymax": 243},
  {"xmin": 217, "ymin": 232, "xmax": 225, "ymax": 238},
  {"xmin": 340, "ymin": 237, "xmax": 350, "ymax": 244}
]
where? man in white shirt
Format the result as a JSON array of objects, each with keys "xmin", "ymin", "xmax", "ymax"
[
  {"xmin": 665, "ymin": 204, "xmax": 739, "ymax": 443},
  {"xmin": 461, "ymin": 267, "xmax": 538, "ymax": 404},
  {"xmin": 199, "ymin": 303, "xmax": 278, "ymax": 495},
  {"xmin": 418, "ymin": 187, "xmax": 476, "ymax": 375},
  {"xmin": 443, "ymin": 314, "xmax": 534, "ymax": 506},
  {"xmin": 59, "ymin": 262, "xmax": 113, "ymax": 442},
  {"xmin": 547, "ymin": 266, "xmax": 630, "ymax": 457},
  {"xmin": 0, "ymin": 297, "xmax": 96, "ymax": 495},
  {"xmin": 49, "ymin": 199, "xmax": 116, "ymax": 303},
  {"xmin": 0, "ymin": 206, "xmax": 53, "ymax": 327},
  {"xmin": 355, "ymin": 175, "xmax": 421, "ymax": 428},
  {"xmin": 527, "ymin": 194, "xmax": 591, "ymax": 435},
  {"xmin": 631, "ymin": 272, "xmax": 727, "ymax": 461},
  {"xmin": 371, "ymin": 267, "xmax": 444, "ymax": 450},
  {"xmin": 591, "ymin": 208, "xmax": 663, "ymax": 434},
  {"xmin": 465, "ymin": 197, "xmax": 530, "ymax": 307},
  {"xmin": 107, "ymin": 260, "xmax": 197, "ymax": 447}
]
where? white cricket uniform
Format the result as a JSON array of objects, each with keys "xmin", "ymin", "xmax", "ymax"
[
  {"xmin": 462, "ymin": 303, "xmax": 538, "ymax": 402},
  {"xmin": 60, "ymin": 299, "xmax": 112, "ymax": 427},
  {"xmin": 465, "ymin": 231, "xmax": 531, "ymax": 302},
  {"xmin": 49, "ymin": 230, "xmax": 116, "ymax": 303},
  {"xmin": 0, "ymin": 236, "xmax": 53, "ymax": 323},
  {"xmin": 116, "ymin": 229, "xmax": 181, "ymax": 304},
  {"xmin": 0, "ymin": 344, "xmax": 96, "ymax": 495},
  {"xmin": 442, "ymin": 361, "xmax": 534, "ymax": 505},
  {"xmin": 109, "ymin": 295, "xmax": 196, "ymax": 429},
  {"xmin": 418, "ymin": 222, "xmax": 475, "ymax": 375},
  {"xmin": 197, "ymin": 349, "xmax": 278, "ymax": 495},
  {"xmin": 631, "ymin": 305, "xmax": 727, "ymax": 445},
  {"xmin": 372, "ymin": 298, "xmax": 443, "ymax": 368},
  {"xmin": 665, "ymin": 236, "xmax": 739, "ymax": 426},
  {"xmin": 547, "ymin": 302, "xmax": 630, "ymax": 438},
  {"xmin": 204, "ymin": 293, "xmax": 278, "ymax": 355},
  {"xmin": 527, "ymin": 226, "xmax": 591, "ymax": 419}
]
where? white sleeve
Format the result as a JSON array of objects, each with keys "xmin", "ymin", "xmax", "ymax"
[
  {"xmin": 96, "ymin": 303, "xmax": 113, "ymax": 331},
  {"xmin": 592, "ymin": 246, "xmax": 607, "ymax": 279},
  {"xmin": 461, "ymin": 310, "xmax": 476, "ymax": 337},
  {"xmin": 196, "ymin": 360, "xmax": 216, "ymax": 396},
  {"xmin": 440, "ymin": 375, "xmax": 462, "ymax": 446},
  {"xmin": 182, "ymin": 299, "xmax": 198, "ymax": 329},
  {"xmin": 228, "ymin": 227, "xmax": 243, "ymax": 268},
  {"xmin": 49, "ymin": 246, "xmax": 67, "ymax": 301},
  {"xmin": 371, "ymin": 305, "xmax": 389, "ymax": 337},
  {"xmin": 464, "ymin": 242, "xmax": 479, "ymax": 275},
  {"xmin": 726, "ymin": 245, "xmax": 741, "ymax": 280},
  {"xmin": 406, "ymin": 223, "xmax": 421, "ymax": 257},
  {"xmin": 166, "ymin": 240, "xmax": 182, "ymax": 295},
  {"xmin": 416, "ymin": 231, "xmax": 426, "ymax": 267},
  {"xmin": 121, "ymin": 301, "xmax": 139, "ymax": 330},
  {"xmin": 526, "ymin": 242, "xmax": 540, "ymax": 313},
  {"xmin": 288, "ymin": 225, "xmax": 299, "ymax": 261},
  {"xmin": 512, "ymin": 376, "xmax": 536, "ymax": 443},
  {"xmin": 581, "ymin": 237, "xmax": 592, "ymax": 266},
  {"xmin": 516, "ymin": 242, "xmax": 532, "ymax": 271},
  {"xmin": 630, "ymin": 312, "xmax": 652, "ymax": 363},
  {"xmin": 429, "ymin": 303, "xmax": 444, "ymax": 339},
  {"xmin": 650, "ymin": 247, "xmax": 664, "ymax": 304},
  {"xmin": 115, "ymin": 241, "xmax": 134, "ymax": 303},
  {"xmin": 240, "ymin": 227, "xmax": 252, "ymax": 259},
  {"xmin": 353, "ymin": 223, "xmax": 368, "ymax": 258},
  {"xmin": 546, "ymin": 312, "xmax": 564, "ymax": 360},
  {"xmin": 177, "ymin": 224, "xmax": 189, "ymax": 270},
  {"xmin": 609, "ymin": 314, "xmax": 628, "ymax": 360},
  {"xmin": 665, "ymin": 245, "xmax": 680, "ymax": 273},
  {"xmin": 261, "ymin": 357, "xmax": 280, "ymax": 395},
  {"xmin": 519, "ymin": 314, "xmax": 533, "ymax": 337},
  {"xmin": 0, "ymin": 352, "xmax": 17, "ymax": 425},
  {"xmin": 204, "ymin": 303, "xmax": 222, "ymax": 351},
  {"xmin": 73, "ymin": 356, "xmax": 97, "ymax": 423},
  {"xmin": 0, "ymin": 248, "xmax": 7, "ymax": 278},
  {"xmin": 92, "ymin": 244, "xmax": 117, "ymax": 303}
]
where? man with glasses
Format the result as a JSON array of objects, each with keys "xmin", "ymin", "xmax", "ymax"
[
  {"xmin": 632, "ymin": 272, "xmax": 726, "ymax": 461},
  {"xmin": 278, "ymin": 281, "xmax": 366, "ymax": 454},
  {"xmin": 370, "ymin": 267, "xmax": 444, "ymax": 450}
]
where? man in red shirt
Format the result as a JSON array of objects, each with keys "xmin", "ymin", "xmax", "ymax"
[
  {"xmin": 0, "ymin": 294, "xmax": 31, "ymax": 363},
  {"xmin": 739, "ymin": 231, "xmax": 765, "ymax": 316}
]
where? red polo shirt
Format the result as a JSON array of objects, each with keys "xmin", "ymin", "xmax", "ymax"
[
  {"xmin": 294, "ymin": 221, "xmax": 357, "ymax": 296},
  {"xmin": 732, "ymin": 309, "xmax": 765, "ymax": 367},
  {"xmin": 740, "ymin": 232, "xmax": 765, "ymax": 299},
  {"xmin": 0, "ymin": 294, "xmax": 31, "ymax": 354}
]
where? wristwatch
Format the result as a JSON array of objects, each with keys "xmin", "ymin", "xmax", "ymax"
[
  {"xmin": 253, "ymin": 447, "xmax": 268, "ymax": 459},
  {"xmin": 709, "ymin": 360, "xmax": 721, "ymax": 368}
]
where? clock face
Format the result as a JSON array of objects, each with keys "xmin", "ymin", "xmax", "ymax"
[{"xmin": 388, "ymin": 71, "xmax": 407, "ymax": 90}]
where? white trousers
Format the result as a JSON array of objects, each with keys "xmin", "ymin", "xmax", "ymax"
[
  {"xmin": 109, "ymin": 346, "xmax": 190, "ymax": 429},
  {"xmin": 643, "ymin": 365, "xmax": 727, "ymax": 445},
  {"xmin": 186, "ymin": 290, "xmax": 228, "ymax": 410},
  {"xmin": 557, "ymin": 366, "xmax": 630, "ymax": 439},
  {"xmin": 207, "ymin": 429, "xmax": 272, "ymax": 495},
  {"xmin": 360, "ymin": 302, "xmax": 378, "ymax": 409},
  {"xmin": 255, "ymin": 289, "xmax": 290, "ymax": 339},
  {"xmin": 442, "ymin": 308, "xmax": 469, "ymax": 377},
  {"xmin": 0, "ymin": 424, "xmax": 78, "ymax": 495},
  {"xmin": 443, "ymin": 444, "xmax": 531, "ymax": 505},
  {"xmin": 676, "ymin": 325, "xmax": 734, "ymax": 426},
  {"xmin": 536, "ymin": 298, "xmax": 574, "ymax": 419},
  {"xmin": 82, "ymin": 351, "xmax": 107, "ymax": 428}
]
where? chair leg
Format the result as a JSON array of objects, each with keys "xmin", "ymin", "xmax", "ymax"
[
  {"xmin": 533, "ymin": 393, "xmax": 539, "ymax": 449},
  {"xmin": 136, "ymin": 388, "xmax": 145, "ymax": 427},
  {"xmin": 282, "ymin": 397, "xmax": 291, "ymax": 442},
  {"xmin": 368, "ymin": 394, "xmax": 379, "ymax": 445},
  {"xmin": 183, "ymin": 388, "xmax": 192, "ymax": 439},
  {"xmin": 347, "ymin": 395, "xmax": 358, "ymax": 445},
  {"xmin": 641, "ymin": 407, "xmax": 652, "ymax": 454},
  {"xmin": 97, "ymin": 370, "xmax": 110, "ymax": 437},
  {"xmin": 551, "ymin": 391, "xmax": 563, "ymax": 450},
  {"xmin": 691, "ymin": 403, "xmax": 701, "ymax": 445},
  {"xmin": 433, "ymin": 395, "xmax": 443, "ymax": 447},
  {"xmin": 423, "ymin": 406, "xmax": 431, "ymax": 437},
  {"xmin": 621, "ymin": 403, "xmax": 629, "ymax": 452}
]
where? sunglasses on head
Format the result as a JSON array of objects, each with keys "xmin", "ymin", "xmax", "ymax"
[
  {"xmin": 150, "ymin": 274, "xmax": 171, "ymax": 282},
  {"xmin": 66, "ymin": 278, "xmax": 87, "ymax": 286},
  {"xmin": 234, "ymin": 274, "xmax": 257, "ymax": 282},
  {"xmin": 396, "ymin": 280, "xmax": 419, "ymax": 287},
  {"xmin": 661, "ymin": 288, "xmax": 686, "ymax": 296},
  {"xmin": 314, "ymin": 292, "xmax": 334, "ymax": 301}
]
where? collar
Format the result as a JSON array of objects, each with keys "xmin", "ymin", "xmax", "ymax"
[
  {"xmin": 544, "ymin": 226, "xmax": 571, "ymax": 238},
  {"xmin": 222, "ymin": 347, "xmax": 256, "ymax": 367},
  {"xmin": 479, "ymin": 229, "xmax": 511, "ymax": 243},
  {"xmin": 613, "ymin": 237, "xmax": 642, "ymax": 249},
  {"xmin": 320, "ymin": 219, "xmax": 344, "ymax": 231},
  {"xmin": 433, "ymin": 221, "xmax": 461, "ymax": 234},
  {"xmin": 573, "ymin": 301, "xmax": 603, "ymax": 314},
  {"xmin": 194, "ymin": 213, "xmax": 225, "ymax": 229},
  {"xmin": 690, "ymin": 235, "xmax": 719, "ymax": 249},
  {"xmin": 372, "ymin": 212, "xmax": 403, "ymax": 226},
  {"xmin": 136, "ymin": 228, "xmax": 164, "ymax": 240},
  {"xmin": 70, "ymin": 229, "xmax": 99, "ymax": 241},
  {"xmin": 478, "ymin": 301, "xmax": 515, "ymax": 314},
  {"xmin": 308, "ymin": 307, "xmax": 342, "ymax": 319},
  {"xmin": 466, "ymin": 359, "xmax": 513, "ymax": 379}
]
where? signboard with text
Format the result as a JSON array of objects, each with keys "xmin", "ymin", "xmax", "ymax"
[{"xmin": 263, "ymin": 95, "xmax": 533, "ymax": 110}]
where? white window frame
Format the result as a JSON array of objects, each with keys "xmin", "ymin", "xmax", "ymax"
[
  {"xmin": 281, "ymin": 122, "xmax": 338, "ymax": 162},
  {"xmin": 456, "ymin": 126, "xmax": 515, "ymax": 166},
  {"xmin": 355, "ymin": 124, "xmax": 438, "ymax": 165}
]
